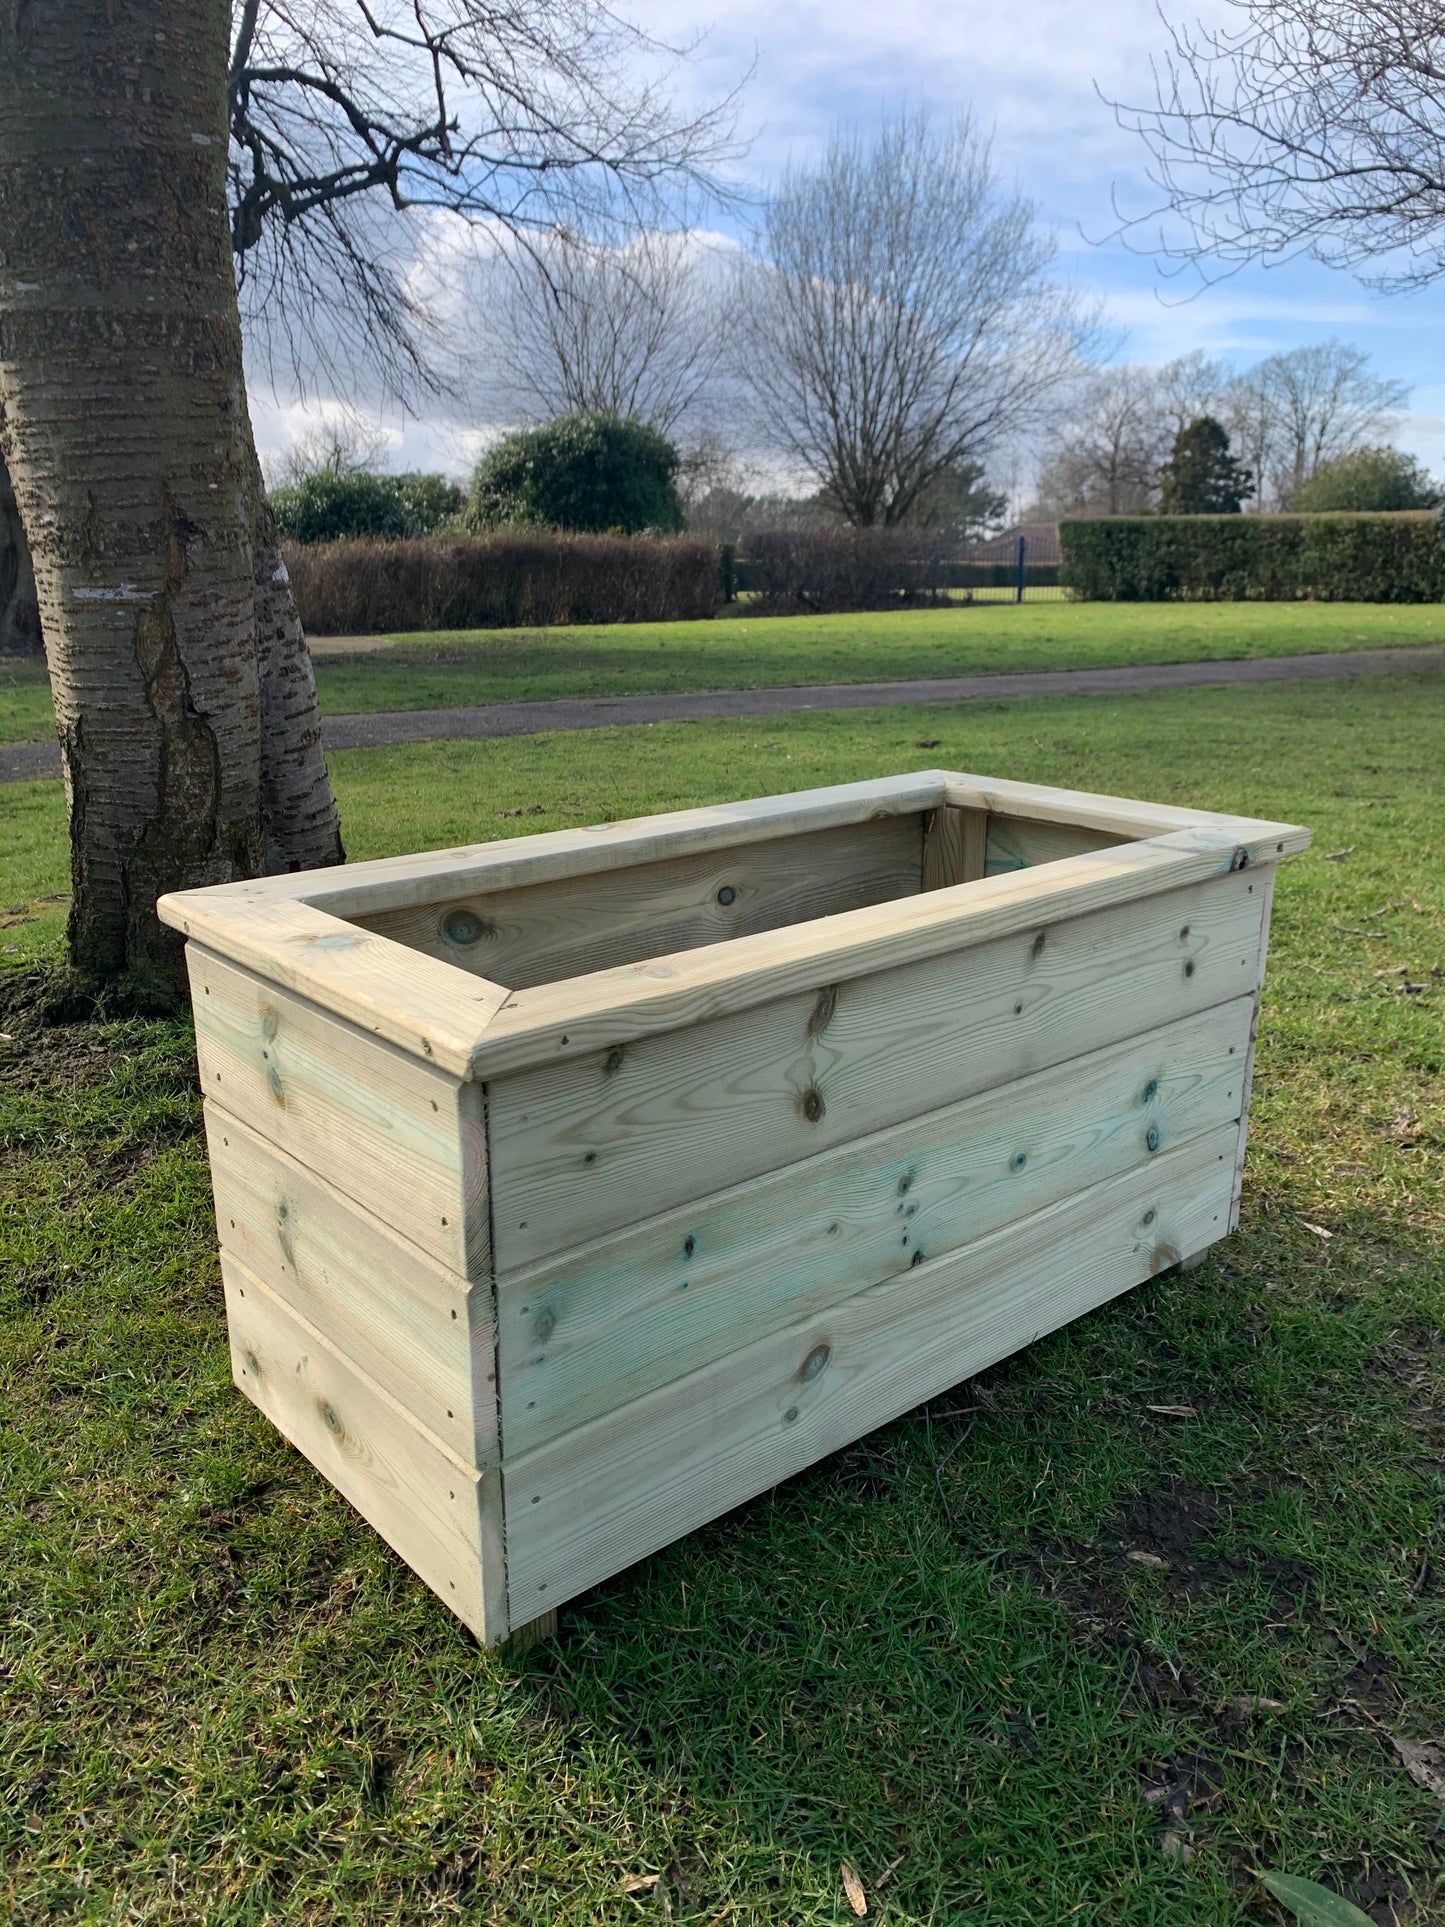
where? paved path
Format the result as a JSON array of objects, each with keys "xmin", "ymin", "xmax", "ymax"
[{"xmin": 5, "ymin": 641, "xmax": 1443, "ymax": 784}]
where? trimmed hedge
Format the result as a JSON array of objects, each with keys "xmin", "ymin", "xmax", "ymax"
[
  {"xmin": 744, "ymin": 528, "xmax": 952, "ymax": 612},
  {"xmin": 285, "ymin": 532, "xmax": 723, "ymax": 634},
  {"xmin": 1060, "ymin": 512, "xmax": 1445, "ymax": 602}
]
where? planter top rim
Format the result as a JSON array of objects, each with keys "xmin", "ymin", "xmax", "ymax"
[{"xmin": 159, "ymin": 768, "xmax": 1310, "ymax": 1078}]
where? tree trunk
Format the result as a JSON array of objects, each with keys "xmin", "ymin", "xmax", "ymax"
[
  {"xmin": 0, "ymin": 0, "xmax": 341, "ymax": 999},
  {"xmin": 0, "ymin": 441, "xmax": 41, "ymax": 655}
]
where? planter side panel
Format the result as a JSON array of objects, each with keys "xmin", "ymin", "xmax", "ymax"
[
  {"xmin": 207, "ymin": 1107, "xmax": 491, "ymax": 1462},
  {"xmin": 487, "ymin": 868, "xmax": 1270, "ymax": 1269},
  {"xmin": 354, "ymin": 816, "xmax": 925, "ymax": 991},
  {"xmin": 496, "ymin": 996, "xmax": 1256, "ymax": 1455},
  {"xmin": 502, "ymin": 1124, "xmax": 1239, "ymax": 1618},
  {"xmin": 188, "ymin": 945, "xmax": 489, "ymax": 1277},
  {"xmin": 223, "ymin": 1260, "xmax": 508, "ymax": 1645}
]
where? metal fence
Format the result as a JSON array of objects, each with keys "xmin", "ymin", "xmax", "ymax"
[{"xmin": 951, "ymin": 528, "xmax": 1067, "ymax": 603}]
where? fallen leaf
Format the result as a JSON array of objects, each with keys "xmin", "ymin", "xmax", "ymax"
[
  {"xmin": 914, "ymin": 739, "xmax": 942, "ymax": 749},
  {"xmin": 875, "ymin": 1855, "xmax": 904, "ymax": 1891},
  {"xmin": 1257, "ymin": 1870, "xmax": 1376, "ymax": 1926},
  {"xmin": 841, "ymin": 1862, "xmax": 868, "ymax": 1917},
  {"xmin": 1396, "ymin": 981, "xmax": 1428, "ymax": 995},
  {"xmin": 1374, "ymin": 965, "xmax": 1409, "ymax": 977},
  {"xmin": 1232, "ymin": 1694, "xmax": 1287, "ymax": 1714},
  {"xmin": 1302, "ymin": 1222, "xmax": 1334, "ymax": 1240},
  {"xmin": 1127, "ymin": 1550, "xmax": 1169, "ymax": 1569},
  {"xmin": 1389, "ymin": 1734, "xmax": 1445, "ymax": 1803},
  {"xmin": 1160, "ymin": 1828, "xmax": 1193, "ymax": 1863},
  {"xmin": 621, "ymin": 1873, "xmax": 660, "ymax": 1894},
  {"xmin": 500, "ymin": 808, "xmax": 524, "ymax": 818},
  {"xmin": 1323, "ymin": 847, "xmax": 1356, "ymax": 860},
  {"xmin": 1145, "ymin": 1404, "xmax": 1197, "ymax": 1418}
]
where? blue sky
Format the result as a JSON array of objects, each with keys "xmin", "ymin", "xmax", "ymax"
[{"xmin": 251, "ymin": 0, "xmax": 1445, "ymax": 477}]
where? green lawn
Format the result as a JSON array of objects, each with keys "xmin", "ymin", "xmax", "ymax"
[
  {"xmin": 4, "ymin": 599, "xmax": 1445, "ymax": 742},
  {"xmin": 2, "ymin": 675, "xmax": 1442, "ymax": 1922}
]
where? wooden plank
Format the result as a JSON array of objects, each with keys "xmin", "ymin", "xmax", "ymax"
[
  {"xmin": 497, "ymin": 997, "xmax": 1256, "ymax": 1453},
  {"xmin": 188, "ymin": 946, "xmax": 488, "ymax": 1278},
  {"xmin": 159, "ymin": 893, "xmax": 507, "ymax": 1077},
  {"xmin": 466, "ymin": 827, "xmax": 1299, "ymax": 1079},
  {"xmin": 354, "ymin": 815, "xmax": 924, "ymax": 993},
  {"xmin": 1229, "ymin": 865, "xmax": 1277, "ymax": 1232},
  {"xmin": 502, "ymin": 1123, "xmax": 1240, "ymax": 1617},
  {"xmin": 206, "ymin": 1106, "xmax": 493, "ymax": 1461},
  {"xmin": 922, "ymin": 805, "xmax": 987, "ymax": 890},
  {"xmin": 223, "ymin": 1259, "xmax": 508, "ymax": 1645},
  {"xmin": 984, "ymin": 815, "xmax": 1126, "ymax": 876},
  {"xmin": 179, "ymin": 772, "xmax": 951, "ymax": 921},
  {"xmin": 940, "ymin": 769, "xmax": 1312, "ymax": 856},
  {"xmin": 487, "ymin": 867, "xmax": 1268, "ymax": 1268}
]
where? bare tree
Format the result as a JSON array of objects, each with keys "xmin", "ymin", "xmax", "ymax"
[
  {"xmin": 1035, "ymin": 364, "xmax": 1166, "ymax": 516},
  {"xmin": 1111, "ymin": 0, "xmax": 1445, "ymax": 289},
  {"xmin": 231, "ymin": 0, "xmax": 745, "ymax": 401},
  {"xmin": 1224, "ymin": 339, "xmax": 1407, "ymax": 505},
  {"xmin": 483, "ymin": 227, "xmax": 732, "ymax": 439},
  {"xmin": 268, "ymin": 411, "xmax": 392, "ymax": 487},
  {"xmin": 740, "ymin": 110, "xmax": 1092, "ymax": 527},
  {"xmin": 0, "ymin": 0, "xmax": 741, "ymax": 995},
  {"xmin": 1154, "ymin": 350, "xmax": 1231, "ymax": 439}
]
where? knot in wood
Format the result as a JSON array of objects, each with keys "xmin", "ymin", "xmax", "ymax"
[
  {"xmin": 442, "ymin": 907, "xmax": 486, "ymax": 946},
  {"xmin": 801, "ymin": 1085, "xmax": 825, "ymax": 1124},
  {"xmin": 799, "ymin": 1343, "xmax": 830, "ymax": 1382}
]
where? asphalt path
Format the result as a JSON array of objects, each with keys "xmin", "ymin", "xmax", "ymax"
[{"xmin": 4, "ymin": 641, "xmax": 1443, "ymax": 784}]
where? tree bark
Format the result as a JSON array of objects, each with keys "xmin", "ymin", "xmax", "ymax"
[
  {"xmin": 0, "ymin": 0, "xmax": 341, "ymax": 998},
  {"xmin": 0, "ymin": 440, "xmax": 41, "ymax": 654}
]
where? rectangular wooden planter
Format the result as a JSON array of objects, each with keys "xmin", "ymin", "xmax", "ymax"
[{"xmin": 159, "ymin": 770, "xmax": 1310, "ymax": 1646}]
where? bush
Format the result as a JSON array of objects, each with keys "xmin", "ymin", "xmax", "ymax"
[
  {"xmin": 743, "ymin": 528, "xmax": 952, "ymax": 612},
  {"xmin": 269, "ymin": 470, "xmax": 464, "ymax": 544},
  {"xmin": 468, "ymin": 414, "xmax": 685, "ymax": 536},
  {"xmin": 1291, "ymin": 447, "xmax": 1442, "ymax": 512},
  {"xmin": 285, "ymin": 532, "xmax": 724, "ymax": 634},
  {"xmin": 1059, "ymin": 512, "xmax": 1445, "ymax": 602}
]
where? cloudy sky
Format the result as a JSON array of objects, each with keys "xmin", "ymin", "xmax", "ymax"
[{"xmin": 250, "ymin": 0, "xmax": 1445, "ymax": 482}]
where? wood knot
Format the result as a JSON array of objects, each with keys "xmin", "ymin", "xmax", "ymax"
[
  {"xmin": 801, "ymin": 1085, "xmax": 825, "ymax": 1124},
  {"xmin": 809, "ymin": 985, "xmax": 839, "ymax": 1036}
]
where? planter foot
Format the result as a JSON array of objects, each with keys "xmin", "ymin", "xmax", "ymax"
[{"xmin": 505, "ymin": 1608, "xmax": 558, "ymax": 1652}]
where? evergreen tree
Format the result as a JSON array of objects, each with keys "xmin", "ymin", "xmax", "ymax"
[{"xmin": 1158, "ymin": 416, "xmax": 1253, "ymax": 514}]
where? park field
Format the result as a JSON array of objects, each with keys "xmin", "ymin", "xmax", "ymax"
[
  {"xmin": 2, "ymin": 673, "xmax": 1442, "ymax": 1922},
  {"xmin": 3, "ymin": 598, "xmax": 1445, "ymax": 742}
]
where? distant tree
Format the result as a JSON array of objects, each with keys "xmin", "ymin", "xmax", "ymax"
[
  {"xmin": 468, "ymin": 414, "xmax": 684, "ymax": 533},
  {"xmin": 1225, "ymin": 340, "xmax": 1408, "ymax": 506},
  {"xmin": 269, "ymin": 471, "xmax": 464, "ymax": 543},
  {"xmin": 1158, "ymin": 417, "xmax": 1254, "ymax": 513},
  {"xmin": 486, "ymin": 228, "xmax": 731, "ymax": 443},
  {"xmin": 1291, "ymin": 445, "xmax": 1442, "ymax": 511},
  {"xmin": 741, "ymin": 108, "xmax": 1091, "ymax": 527},
  {"xmin": 886, "ymin": 459, "xmax": 1007, "ymax": 535},
  {"xmin": 1036, "ymin": 365, "xmax": 1166, "ymax": 517}
]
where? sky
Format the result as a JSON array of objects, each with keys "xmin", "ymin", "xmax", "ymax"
[{"xmin": 248, "ymin": 0, "xmax": 1445, "ymax": 484}]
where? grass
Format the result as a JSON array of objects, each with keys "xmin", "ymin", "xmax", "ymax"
[
  {"xmin": 2, "ymin": 673, "xmax": 1443, "ymax": 1923},
  {"xmin": 4, "ymin": 599, "xmax": 1445, "ymax": 743}
]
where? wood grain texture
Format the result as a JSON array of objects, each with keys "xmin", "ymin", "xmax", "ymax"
[
  {"xmin": 206, "ymin": 1106, "xmax": 492, "ymax": 1460},
  {"xmin": 486, "ymin": 869, "xmax": 1268, "ymax": 1268},
  {"xmin": 502, "ymin": 1123, "xmax": 1240, "ymax": 1616},
  {"xmin": 1229, "ymin": 864, "xmax": 1278, "ymax": 1232},
  {"xmin": 355, "ymin": 815, "xmax": 925, "ymax": 992},
  {"xmin": 159, "ymin": 893, "xmax": 506, "ymax": 1075},
  {"xmin": 188, "ymin": 946, "xmax": 487, "ymax": 1277},
  {"xmin": 466, "ymin": 828, "xmax": 1297, "ymax": 1079},
  {"xmin": 940, "ymin": 770, "xmax": 1311, "ymax": 856},
  {"xmin": 984, "ymin": 815, "xmax": 1126, "ymax": 876},
  {"xmin": 223, "ymin": 1259, "xmax": 508, "ymax": 1645},
  {"xmin": 922, "ymin": 805, "xmax": 988, "ymax": 891},
  {"xmin": 495, "ymin": 997, "xmax": 1255, "ymax": 1453}
]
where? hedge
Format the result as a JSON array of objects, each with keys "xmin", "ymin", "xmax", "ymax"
[
  {"xmin": 285, "ymin": 532, "xmax": 723, "ymax": 634},
  {"xmin": 743, "ymin": 528, "xmax": 953, "ymax": 612},
  {"xmin": 1059, "ymin": 512, "xmax": 1445, "ymax": 602}
]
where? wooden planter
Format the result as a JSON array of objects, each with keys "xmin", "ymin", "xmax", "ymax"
[{"xmin": 159, "ymin": 771, "xmax": 1309, "ymax": 1645}]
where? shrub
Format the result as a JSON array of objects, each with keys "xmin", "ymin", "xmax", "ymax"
[
  {"xmin": 269, "ymin": 470, "xmax": 464, "ymax": 544},
  {"xmin": 1291, "ymin": 446, "xmax": 1442, "ymax": 512},
  {"xmin": 285, "ymin": 532, "xmax": 723, "ymax": 634},
  {"xmin": 467, "ymin": 414, "xmax": 685, "ymax": 535},
  {"xmin": 743, "ymin": 528, "xmax": 951, "ymax": 612},
  {"xmin": 1059, "ymin": 512, "xmax": 1445, "ymax": 602},
  {"xmin": 1158, "ymin": 417, "xmax": 1252, "ymax": 515}
]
